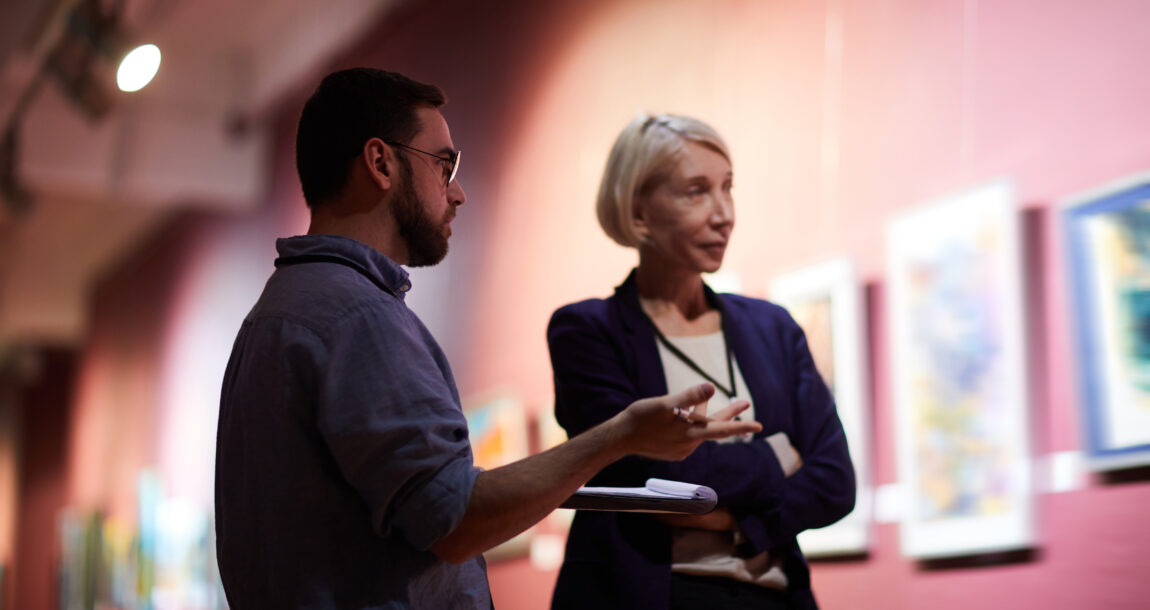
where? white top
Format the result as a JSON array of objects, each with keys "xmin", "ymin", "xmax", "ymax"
[
  {"xmin": 656, "ymin": 331, "xmax": 788, "ymax": 590},
  {"xmin": 655, "ymin": 332, "xmax": 753, "ymax": 437}
]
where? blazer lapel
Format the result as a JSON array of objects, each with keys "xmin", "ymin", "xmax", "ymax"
[
  {"xmin": 613, "ymin": 270, "xmax": 669, "ymax": 399},
  {"xmin": 709, "ymin": 288, "xmax": 779, "ymax": 437}
]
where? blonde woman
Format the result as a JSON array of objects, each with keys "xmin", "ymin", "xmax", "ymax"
[{"xmin": 547, "ymin": 114, "xmax": 855, "ymax": 610}]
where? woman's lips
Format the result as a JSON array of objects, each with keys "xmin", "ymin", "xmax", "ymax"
[{"xmin": 701, "ymin": 242, "xmax": 727, "ymax": 255}]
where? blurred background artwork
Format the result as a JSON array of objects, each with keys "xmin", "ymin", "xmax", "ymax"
[
  {"xmin": 1063, "ymin": 174, "xmax": 1150, "ymax": 470},
  {"xmin": 56, "ymin": 471, "xmax": 222, "ymax": 610},
  {"xmin": 886, "ymin": 181, "xmax": 1034, "ymax": 558},
  {"xmin": 465, "ymin": 392, "xmax": 530, "ymax": 471},
  {"xmin": 769, "ymin": 257, "xmax": 871, "ymax": 557},
  {"xmin": 2, "ymin": 0, "xmax": 1150, "ymax": 608},
  {"xmin": 527, "ymin": 404, "xmax": 573, "ymax": 572},
  {"xmin": 464, "ymin": 392, "xmax": 532, "ymax": 561}
]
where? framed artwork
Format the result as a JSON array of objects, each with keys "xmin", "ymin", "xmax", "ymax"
[
  {"xmin": 886, "ymin": 180, "xmax": 1035, "ymax": 559},
  {"xmin": 535, "ymin": 402, "xmax": 568, "ymax": 455},
  {"xmin": 534, "ymin": 403, "xmax": 575, "ymax": 534},
  {"xmin": 769, "ymin": 257, "xmax": 871, "ymax": 556},
  {"xmin": 1061, "ymin": 172, "xmax": 1150, "ymax": 471},
  {"xmin": 464, "ymin": 391, "xmax": 532, "ymax": 561},
  {"xmin": 465, "ymin": 392, "xmax": 530, "ymax": 470}
]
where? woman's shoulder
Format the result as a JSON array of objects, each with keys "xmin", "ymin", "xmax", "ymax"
[
  {"xmin": 549, "ymin": 295, "xmax": 619, "ymax": 332},
  {"xmin": 718, "ymin": 292, "xmax": 794, "ymax": 322}
]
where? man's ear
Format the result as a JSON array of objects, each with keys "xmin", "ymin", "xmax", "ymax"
[{"xmin": 363, "ymin": 138, "xmax": 394, "ymax": 191}]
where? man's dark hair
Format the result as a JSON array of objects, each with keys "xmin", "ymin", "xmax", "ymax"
[{"xmin": 296, "ymin": 68, "xmax": 446, "ymax": 208}]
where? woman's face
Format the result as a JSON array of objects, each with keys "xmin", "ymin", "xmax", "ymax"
[{"xmin": 635, "ymin": 140, "xmax": 734, "ymax": 275}]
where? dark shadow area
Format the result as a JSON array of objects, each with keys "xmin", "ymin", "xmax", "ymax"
[
  {"xmin": 1097, "ymin": 465, "xmax": 1150, "ymax": 485},
  {"xmin": 863, "ymin": 279, "xmax": 882, "ymax": 425},
  {"xmin": 862, "ymin": 279, "xmax": 884, "ymax": 477},
  {"xmin": 917, "ymin": 548, "xmax": 1040, "ymax": 571},
  {"xmin": 808, "ymin": 552, "xmax": 871, "ymax": 564},
  {"xmin": 1021, "ymin": 207, "xmax": 1051, "ymax": 453},
  {"xmin": 9, "ymin": 346, "xmax": 79, "ymax": 610}
]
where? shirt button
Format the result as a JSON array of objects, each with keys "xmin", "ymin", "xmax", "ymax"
[{"xmin": 400, "ymin": 282, "xmax": 411, "ymax": 292}]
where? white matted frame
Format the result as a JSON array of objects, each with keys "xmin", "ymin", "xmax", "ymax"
[
  {"xmin": 886, "ymin": 180, "xmax": 1035, "ymax": 559},
  {"xmin": 1061, "ymin": 171, "xmax": 1150, "ymax": 471},
  {"xmin": 464, "ymin": 391, "xmax": 532, "ymax": 560},
  {"xmin": 769, "ymin": 257, "xmax": 871, "ymax": 556},
  {"xmin": 464, "ymin": 392, "xmax": 530, "ymax": 470}
]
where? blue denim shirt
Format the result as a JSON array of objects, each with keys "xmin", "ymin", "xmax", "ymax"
[{"xmin": 215, "ymin": 234, "xmax": 490, "ymax": 609}]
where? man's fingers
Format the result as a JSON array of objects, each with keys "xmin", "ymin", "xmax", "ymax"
[
  {"xmin": 692, "ymin": 419, "xmax": 762, "ymax": 440},
  {"xmin": 692, "ymin": 399, "xmax": 709, "ymax": 419},
  {"xmin": 685, "ymin": 398, "xmax": 747, "ymax": 423},
  {"xmin": 708, "ymin": 399, "xmax": 751, "ymax": 422},
  {"xmin": 671, "ymin": 382, "xmax": 715, "ymax": 409}
]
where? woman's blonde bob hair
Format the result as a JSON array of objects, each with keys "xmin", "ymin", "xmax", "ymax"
[{"xmin": 596, "ymin": 113, "xmax": 731, "ymax": 248}]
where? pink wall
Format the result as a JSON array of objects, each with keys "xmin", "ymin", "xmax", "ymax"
[
  {"xmin": 335, "ymin": 1, "xmax": 1150, "ymax": 608},
  {"xmin": 23, "ymin": 0, "xmax": 1150, "ymax": 609},
  {"xmin": 9, "ymin": 349, "xmax": 76, "ymax": 610}
]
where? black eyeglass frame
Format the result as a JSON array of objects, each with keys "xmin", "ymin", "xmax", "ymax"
[{"xmin": 384, "ymin": 140, "xmax": 461, "ymax": 186}]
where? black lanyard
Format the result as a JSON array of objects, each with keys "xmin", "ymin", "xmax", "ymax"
[
  {"xmin": 645, "ymin": 312, "xmax": 737, "ymax": 399},
  {"xmin": 274, "ymin": 254, "xmax": 400, "ymax": 299}
]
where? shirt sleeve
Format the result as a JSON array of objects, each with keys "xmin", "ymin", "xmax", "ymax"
[{"xmin": 314, "ymin": 301, "xmax": 477, "ymax": 552}]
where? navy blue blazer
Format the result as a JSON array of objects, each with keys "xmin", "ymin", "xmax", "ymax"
[{"xmin": 547, "ymin": 271, "xmax": 855, "ymax": 610}]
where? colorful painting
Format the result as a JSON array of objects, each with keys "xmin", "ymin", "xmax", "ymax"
[
  {"xmin": 886, "ymin": 181, "xmax": 1034, "ymax": 558},
  {"xmin": 464, "ymin": 391, "xmax": 532, "ymax": 560},
  {"xmin": 465, "ymin": 393, "xmax": 530, "ymax": 470},
  {"xmin": 535, "ymin": 402, "xmax": 568, "ymax": 454},
  {"xmin": 1063, "ymin": 172, "xmax": 1150, "ymax": 470},
  {"xmin": 534, "ymin": 403, "xmax": 575, "ymax": 533},
  {"xmin": 770, "ymin": 257, "xmax": 870, "ymax": 556},
  {"xmin": 56, "ymin": 472, "xmax": 225, "ymax": 610}
]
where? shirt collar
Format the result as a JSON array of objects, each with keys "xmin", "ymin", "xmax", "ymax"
[{"xmin": 276, "ymin": 234, "xmax": 413, "ymax": 296}]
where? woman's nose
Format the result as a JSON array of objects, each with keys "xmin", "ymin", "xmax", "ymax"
[{"xmin": 711, "ymin": 193, "xmax": 733, "ymax": 224}]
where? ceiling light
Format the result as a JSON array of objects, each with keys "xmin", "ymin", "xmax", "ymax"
[{"xmin": 116, "ymin": 44, "xmax": 161, "ymax": 92}]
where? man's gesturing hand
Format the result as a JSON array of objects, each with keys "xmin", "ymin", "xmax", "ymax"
[{"xmin": 610, "ymin": 383, "xmax": 762, "ymax": 461}]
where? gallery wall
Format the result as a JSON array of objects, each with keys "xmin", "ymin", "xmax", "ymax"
[{"xmin": 11, "ymin": 0, "xmax": 1150, "ymax": 608}]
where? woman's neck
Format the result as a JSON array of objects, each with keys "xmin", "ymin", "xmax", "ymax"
[{"xmin": 635, "ymin": 258, "xmax": 720, "ymax": 335}]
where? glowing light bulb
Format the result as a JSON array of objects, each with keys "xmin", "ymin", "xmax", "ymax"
[{"xmin": 116, "ymin": 44, "xmax": 161, "ymax": 92}]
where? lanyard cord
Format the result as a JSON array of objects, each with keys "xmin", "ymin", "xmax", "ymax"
[
  {"xmin": 645, "ymin": 312, "xmax": 737, "ymax": 399},
  {"xmin": 274, "ymin": 254, "xmax": 400, "ymax": 299}
]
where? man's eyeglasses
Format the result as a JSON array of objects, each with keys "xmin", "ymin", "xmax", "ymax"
[{"xmin": 385, "ymin": 140, "xmax": 461, "ymax": 187}]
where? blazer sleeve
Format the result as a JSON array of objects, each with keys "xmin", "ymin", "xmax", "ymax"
[
  {"xmin": 732, "ymin": 310, "xmax": 857, "ymax": 554},
  {"xmin": 547, "ymin": 304, "xmax": 791, "ymax": 515}
]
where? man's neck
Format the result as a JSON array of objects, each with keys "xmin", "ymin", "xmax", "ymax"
[{"xmin": 308, "ymin": 203, "xmax": 409, "ymax": 264}]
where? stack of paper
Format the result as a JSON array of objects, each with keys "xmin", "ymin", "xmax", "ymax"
[{"xmin": 560, "ymin": 478, "xmax": 717, "ymax": 514}]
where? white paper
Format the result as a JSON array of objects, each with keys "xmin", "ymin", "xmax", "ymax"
[{"xmin": 577, "ymin": 478, "xmax": 707, "ymax": 499}]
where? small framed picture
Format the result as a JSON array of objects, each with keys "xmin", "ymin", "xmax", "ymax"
[
  {"xmin": 769, "ymin": 257, "xmax": 870, "ymax": 556},
  {"xmin": 464, "ymin": 390, "xmax": 532, "ymax": 560},
  {"xmin": 1061, "ymin": 172, "xmax": 1150, "ymax": 471}
]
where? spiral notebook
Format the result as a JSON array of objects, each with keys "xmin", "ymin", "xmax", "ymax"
[{"xmin": 559, "ymin": 478, "xmax": 717, "ymax": 514}]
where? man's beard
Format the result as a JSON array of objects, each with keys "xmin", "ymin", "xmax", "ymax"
[{"xmin": 394, "ymin": 157, "xmax": 452, "ymax": 267}]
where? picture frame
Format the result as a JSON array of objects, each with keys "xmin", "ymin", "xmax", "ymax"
[
  {"xmin": 1061, "ymin": 172, "xmax": 1150, "ymax": 471},
  {"xmin": 535, "ymin": 402, "xmax": 568, "ymax": 455},
  {"xmin": 529, "ymin": 402, "xmax": 574, "ymax": 568},
  {"xmin": 885, "ymin": 180, "xmax": 1035, "ymax": 559},
  {"xmin": 463, "ymin": 390, "xmax": 532, "ymax": 561},
  {"xmin": 769, "ymin": 257, "xmax": 871, "ymax": 557}
]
